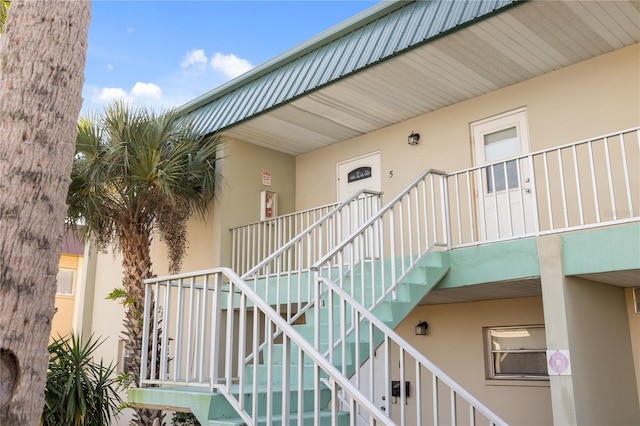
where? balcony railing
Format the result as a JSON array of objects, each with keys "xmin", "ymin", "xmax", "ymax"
[
  {"xmin": 231, "ymin": 191, "xmax": 381, "ymax": 276},
  {"xmin": 447, "ymin": 126, "xmax": 639, "ymax": 247}
]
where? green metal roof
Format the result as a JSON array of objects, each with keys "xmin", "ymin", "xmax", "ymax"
[{"xmin": 178, "ymin": 0, "xmax": 520, "ymax": 136}]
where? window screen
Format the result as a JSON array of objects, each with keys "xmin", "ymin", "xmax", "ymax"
[
  {"xmin": 56, "ymin": 269, "xmax": 75, "ymax": 295},
  {"xmin": 485, "ymin": 325, "xmax": 548, "ymax": 379}
]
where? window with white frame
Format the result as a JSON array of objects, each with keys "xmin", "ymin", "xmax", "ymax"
[
  {"xmin": 56, "ymin": 269, "xmax": 76, "ymax": 295},
  {"xmin": 484, "ymin": 325, "xmax": 548, "ymax": 380}
]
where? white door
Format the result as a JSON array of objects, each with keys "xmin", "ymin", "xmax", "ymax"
[
  {"xmin": 337, "ymin": 152, "xmax": 381, "ymax": 238},
  {"xmin": 472, "ymin": 109, "xmax": 535, "ymax": 240}
]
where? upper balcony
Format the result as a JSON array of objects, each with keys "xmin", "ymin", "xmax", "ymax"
[{"xmin": 231, "ymin": 126, "xmax": 640, "ymax": 278}]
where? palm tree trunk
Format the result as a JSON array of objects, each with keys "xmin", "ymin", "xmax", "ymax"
[
  {"xmin": 119, "ymin": 222, "xmax": 163, "ymax": 426},
  {"xmin": 0, "ymin": 1, "xmax": 90, "ymax": 424}
]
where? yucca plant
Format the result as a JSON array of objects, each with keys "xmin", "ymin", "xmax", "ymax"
[{"xmin": 42, "ymin": 334, "xmax": 122, "ymax": 426}]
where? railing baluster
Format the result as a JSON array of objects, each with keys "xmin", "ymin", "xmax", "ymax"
[
  {"xmin": 211, "ymin": 274, "xmax": 221, "ymax": 387},
  {"xmin": 542, "ymin": 152, "xmax": 554, "ymax": 230},
  {"xmin": 441, "ymin": 174, "xmax": 451, "ymax": 248},
  {"xmin": 430, "ymin": 173, "xmax": 438, "ymax": 243},
  {"xmin": 251, "ymin": 303, "xmax": 259, "ymax": 418},
  {"xmin": 433, "ymin": 375, "xmax": 439, "ymax": 426},
  {"xmin": 389, "ymin": 207, "xmax": 397, "ymax": 300},
  {"xmin": 237, "ymin": 290, "xmax": 247, "ymax": 410},
  {"xmin": 572, "ymin": 145, "xmax": 585, "ymax": 225},
  {"xmin": 454, "ymin": 174, "xmax": 462, "ymax": 246},
  {"xmin": 415, "ymin": 361, "xmax": 422, "ymax": 426},
  {"xmin": 186, "ymin": 277, "xmax": 195, "ymax": 382},
  {"xmin": 225, "ymin": 277, "xmax": 234, "ymax": 389},
  {"xmin": 503, "ymin": 161, "xmax": 514, "ymax": 237},
  {"xmin": 588, "ymin": 140, "xmax": 601, "ymax": 223},
  {"xmin": 515, "ymin": 159, "xmax": 527, "ymax": 234},
  {"xmin": 604, "ymin": 136, "xmax": 617, "ymax": 220},
  {"xmin": 451, "ymin": 389, "xmax": 457, "ymax": 426},
  {"xmin": 150, "ymin": 281, "xmax": 160, "ymax": 381},
  {"xmin": 297, "ymin": 347, "xmax": 305, "ymax": 426},
  {"xmin": 281, "ymin": 334, "xmax": 291, "ymax": 425},
  {"xmin": 399, "ymin": 347, "xmax": 406, "ymax": 425},
  {"xmin": 174, "ymin": 278, "xmax": 184, "ymax": 382},
  {"xmin": 489, "ymin": 164, "xmax": 500, "ymax": 238},
  {"xmin": 200, "ymin": 274, "xmax": 210, "ymax": 383},
  {"xmin": 140, "ymin": 281, "xmax": 152, "ymax": 383},
  {"xmin": 159, "ymin": 281, "xmax": 171, "ymax": 381},
  {"xmin": 619, "ymin": 133, "xmax": 633, "ymax": 218},
  {"xmin": 466, "ymin": 171, "xmax": 475, "ymax": 243},
  {"xmin": 557, "ymin": 148, "xmax": 569, "ymax": 228},
  {"xmin": 266, "ymin": 319, "xmax": 273, "ymax": 424}
]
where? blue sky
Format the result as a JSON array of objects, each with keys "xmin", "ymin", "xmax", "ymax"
[{"xmin": 83, "ymin": 0, "xmax": 379, "ymax": 113}]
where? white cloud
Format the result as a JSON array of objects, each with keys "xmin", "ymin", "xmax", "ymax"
[
  {"xmin": 131, "ymin": 82, "xmax": 162, "ymax": 101},
  {"xmin": 91, "ymin": 82, "xmax": 162, "ymax": 105},
  {"xmin": 181, "ymin": 49, "xmax": 208, "ymax": 71},
  {"xmin": 92, "ymin": 87, "xmax": 129, "ymax": 104},
  {"xmin": 107, "ymin": 64, "xmax": 114, "ymax": 71},
  {"xmin": 126, "ymin": 26, "xmax": 134, "ymax": 34},
  {"xmin": 210, "ymin": 52, "xmax": 253, "ymax": 79}
]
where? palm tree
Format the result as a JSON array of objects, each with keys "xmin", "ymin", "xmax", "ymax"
[
  {"xmin": 67, "ymin": 102, "xmax": 224, "ymax": 425},
  {"xmin": 0, "ymin": 0, "xmax": 9, "ymax": 35},
  {"xmin": 0, "ymin": 1, "xmax": 90, "ymax": 424}
]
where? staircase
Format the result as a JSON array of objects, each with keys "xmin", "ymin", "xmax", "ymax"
[{"xmin": 130, "ymin": 172, "xmax": 508, "ymax": 425}]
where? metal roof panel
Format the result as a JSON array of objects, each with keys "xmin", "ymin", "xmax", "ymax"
[{"xmin": 179, "ymin": 0, "xmax": 518, "ymax": 137}]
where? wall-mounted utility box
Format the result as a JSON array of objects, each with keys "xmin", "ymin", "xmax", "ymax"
[{"xmin": 391, "ymin": 380, "xmax": 410, "ymax": 398}]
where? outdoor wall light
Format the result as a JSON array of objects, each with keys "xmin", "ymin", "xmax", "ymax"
[
  {"xmin": 408, "ymin": 132, "xmax": 420, "ymax": 146},
  {"xmin": 415, "ymin": 321, "xmax": 429, "ymax": 335}
]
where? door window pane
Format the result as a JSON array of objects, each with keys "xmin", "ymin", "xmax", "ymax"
[
  {"xmin": 484, "ymin": 127, "xmax": 520, "ymax": 193},
  {"xmin": 484, "ymin": 127, "xmax": 518, "ymax": 161},
  {"xmin": 486, "ymin": 160, "xmax": 519, "ymax": 193}
]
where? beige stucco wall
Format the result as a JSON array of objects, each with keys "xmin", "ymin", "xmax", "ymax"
[
  {"xmin": 295, "ymin": 43, "xmax": 640, "ymax": 211},
  {"xmin": 391, "ymin": 296, "xmax": 551, "ymax": 425},
  {"xmin": 565, "ymin": 277, "xmax": 640, "ymax": 425},
  {"xmin": 208, "ymin": 139, "xmax": 296, "ymax": 269},
  {"xmin": 627, "ymin": 288, "xmax": 640, "ymax": 406}
]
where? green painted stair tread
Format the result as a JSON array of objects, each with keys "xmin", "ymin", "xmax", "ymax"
[
  {"xmin": 130, "ymin": 385, "xmax": 335, "ymax": 423},
  {"xmin": 207, "ymin": 409, "xmax": 351, "ymax": 426},
  {"xmin": 244, "ymin": 363, "xmax": 326, "ymax": 386}
]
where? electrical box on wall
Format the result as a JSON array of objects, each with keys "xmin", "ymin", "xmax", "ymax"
[
  {"xmin": 260, "ymin": 190, "xmax": 277, "ymax": 221},
  {"xmin": 391, "ymin": 380, "xmax": 410, "ymax": 398}
]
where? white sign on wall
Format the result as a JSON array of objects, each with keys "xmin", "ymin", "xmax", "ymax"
[
  {"xmin": 547, "ymin": 349, "xmax": 572, "ymax": 375},
  {"xmin": 262, "ymin": 170, "xmax": 272, "ymax": 186}
]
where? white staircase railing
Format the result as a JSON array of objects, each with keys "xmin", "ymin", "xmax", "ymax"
[
  {"xmin": 315, "ymin": 275, "xmax": 508, "ymax": 425},
  {"xmin": 231, "ymin": 190, "xmax": 381, "ymax": 276},
  {"xmin": 312, "ymin": 169, "xmax": 449, "ymax": 308},
  {"xmin": 241, "ymin": 189, "xmax": 381, "ymax": 320},
  {"xmin": 140, "ymin": 268, "xmax": 393, "ymax": 425},
  {"xmin": 231, "ymin": 202, "xmax": 337, "ymax": 276},
  {"xmin": 304, "ymin": 169, "xmax": 508, "ymax": 425}
]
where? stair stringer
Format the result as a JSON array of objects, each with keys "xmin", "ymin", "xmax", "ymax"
[{"xmin": 310, "ymin": 250, "xmax": 451, "ymax": 379}]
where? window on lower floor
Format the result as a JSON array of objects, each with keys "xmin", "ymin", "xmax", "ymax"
[
  {"xmin": 56, "ymin": 269, "xmax": 76, "ymax": 295},
  {"xmin": 484, "ymin": 325, "xmax": 548, "ymax": 380}
]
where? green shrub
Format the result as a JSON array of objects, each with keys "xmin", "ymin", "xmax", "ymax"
[
  {"xmin": 42, "ymin": 333, "xmax": 122, "ymax": 426},
  {"xmin": 171, "ymin": 411, "xmax": 201, "ymax": 425}
]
